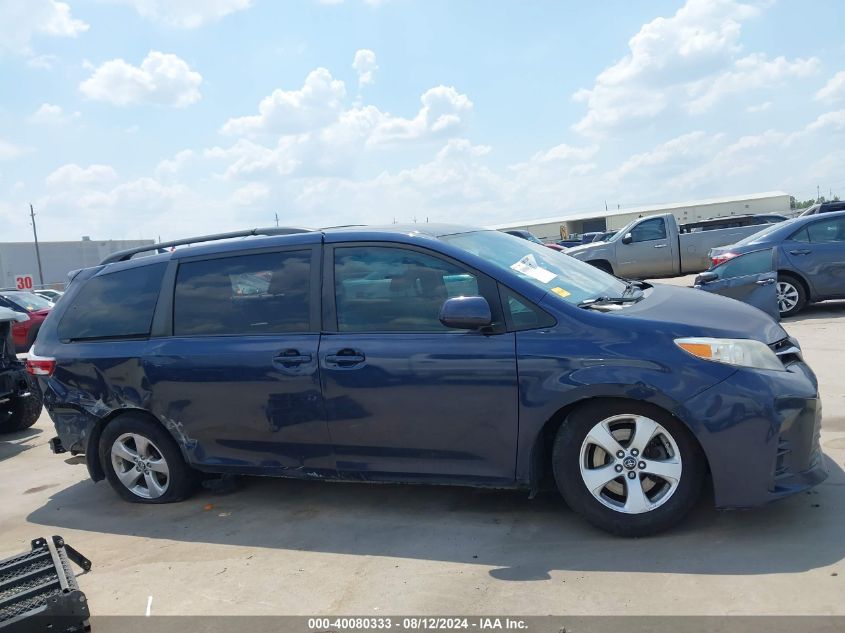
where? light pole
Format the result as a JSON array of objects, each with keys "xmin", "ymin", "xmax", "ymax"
[{"xmin": 29, "ymin": 203, "xmax": 45, "ymax": 287}]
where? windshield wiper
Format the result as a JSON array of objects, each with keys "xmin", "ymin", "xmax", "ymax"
[
  {"xmin": 619, "ymin": 279, "xmax": 648, "ymax": 296},
  {"xmin": 578, "ymin": 295, "xmax": 642, "ymax": 308}
]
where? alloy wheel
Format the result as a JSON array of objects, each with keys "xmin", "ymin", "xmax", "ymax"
[
  {"xmin": 110, "ymin": 433, "xmax": 170, "ymax": 499},
  {"xmin": 777, "ymin": 281, "xmax": 799, "ymax": 314},
  {"xmin": 578, "ymin": 414, "xmax": 682, "ymax": 514}
]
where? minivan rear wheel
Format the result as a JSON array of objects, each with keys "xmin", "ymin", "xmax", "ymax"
[
  {"xmin": 100, "ymin": 413, "xmax": 198, "ymax": 503},
  {"xmin": 552, "ymin": 400, "xmax": 705, "ymax": 536}
]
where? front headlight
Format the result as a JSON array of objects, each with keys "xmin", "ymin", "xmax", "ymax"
[{"xmin": 675, "ymin": 337, "xmax": 784, "ymax": 372}]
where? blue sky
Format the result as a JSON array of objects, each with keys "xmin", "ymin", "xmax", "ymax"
[{"xmin": 1, "ymin": 0, "xmax": 844, "ymax": 241}]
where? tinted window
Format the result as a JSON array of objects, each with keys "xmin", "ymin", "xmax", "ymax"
[
  {"xmin": 630, "ymin": 218, "xmax": 666, "ymax": 242},
  {"xmin": 790, "ymin": 227, "xmax": 810, "ymax": 243},
  {"xmin": 807, "ymin": 218, "xmax": 845, "ymax": 243},
  {"xmin": 58, "ymin": 263, "xmax": 167, "ymax": 341},
  {"xmin": 502, "ymin": 288, "xmax": 555, "ymax": 331},
  {"xmin": 714, "ymin": 249, "xmax": 773, "ymax": 279},
  {"xmin": 174, "ymin": 251, "xmax": 311, "ymax": 336},
  {"xmin": 334, "ymin": 247, "xmax": 479, "ymax": 332}
]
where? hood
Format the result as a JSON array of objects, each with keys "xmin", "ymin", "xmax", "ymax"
[
  {"xmin": 565, "ymin": 242, "xmax": 605, "ymax": 257},
  {"xmin": 619, "ymin": 283, "xmax": 787, "ymax": 345},
  {"xmin": 0, "ymin": 307, "xmax": 28, "ymax": 323}
]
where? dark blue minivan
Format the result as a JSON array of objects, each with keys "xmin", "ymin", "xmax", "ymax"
[{"xmin": 29, "ymin": 225, "xmax": 826, "ymax": 536}]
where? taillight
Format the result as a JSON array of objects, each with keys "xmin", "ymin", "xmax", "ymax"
[
  {"xmin": 26, "ymin": 353, "xmax": 56, "ymax": 377},
  {"xmin": 711, "ymin": 252, "xmax": 738, "ymax": 267}
]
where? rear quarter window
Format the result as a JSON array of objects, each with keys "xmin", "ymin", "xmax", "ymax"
[{"xmin": 58, "ymin": 263, "xmax": 167, "ymax": 341}]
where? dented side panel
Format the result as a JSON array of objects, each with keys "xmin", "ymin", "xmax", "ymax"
[
  {"xmin": 40, "ymin": 335, "xmax": 337, "ymax": 478},
  {"xmin": 41, "ymin": 340, "xmax": 154, "ymax": 455}
]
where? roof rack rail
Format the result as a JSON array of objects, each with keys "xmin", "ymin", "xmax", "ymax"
[{"xmin": 99, "ymin": 226, "xmax": 315, "ymax": 265}]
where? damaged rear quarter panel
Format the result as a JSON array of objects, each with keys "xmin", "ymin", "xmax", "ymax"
[{"xmin": 41, "ymin": 340, "xmax": 181, "ymax": 468}]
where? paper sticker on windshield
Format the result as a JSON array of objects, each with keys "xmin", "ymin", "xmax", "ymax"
[
  {"xmin": 510, "ymin": 254, "xmax": 556, "ymax": 283},
  {"xmin": 551, "ymin": 287, "xmax": 571, "ymax": 298}
]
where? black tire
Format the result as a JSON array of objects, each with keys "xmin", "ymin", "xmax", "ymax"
[
  {"xmin": 552, "ymin": 399, "xmax": 705, "ymax": 537},
  {"xmin": 0, "ymin": 377, "xmax": 43, "ymax": 433},
  {"xmin": 99, "ymin": 413, "xmax": 199, "ymax": 503},
  {"xmin": 777, "ymin": 274, "xmax": 807, "ymax": 317},
  {"xmin": 588, "ymin": 260, "xmax": 613, "ymax": 275}
]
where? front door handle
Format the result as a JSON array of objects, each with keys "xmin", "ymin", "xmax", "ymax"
[
  {"xmin": 325, "ymin": 349, "xmax": 366, "ymax": 367},
  {"xmin": 653, "ymin": 244, "xmax": 667, "ymax": 248},
  {"xmin": 756, "ymin": 278, "xmax": 776, "ymax": 286},
  {"xmin": 789, "ymin": 249, "xmax": 811, "ymax": 255},
  {"xmin": 274, "ymin": 349, "xmax": 312, "ymax": 367}
]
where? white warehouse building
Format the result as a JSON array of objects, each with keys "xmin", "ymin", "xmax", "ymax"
[
  {"xmin": 490, "ymin": 191, "xmax": 792, "ymax": 241},
  {"xmin": 0, "ymin": 237, "xmax": 154, "ymax": 290}
]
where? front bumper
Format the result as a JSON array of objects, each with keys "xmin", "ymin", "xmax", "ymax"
[{"xmin": 679, "ymin": 359, "xmax": 826, "ymax": 508}]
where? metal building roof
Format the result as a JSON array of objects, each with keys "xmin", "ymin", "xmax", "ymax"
[{"xmin": 488, "ymin": 191, "xmax": 790, "ymax": 229}]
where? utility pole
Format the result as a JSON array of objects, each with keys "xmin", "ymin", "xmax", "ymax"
[
  {"xmin": 817, "ymin": 185, "xmax": 820, "ymax": 202},
  {"xmin": 29, "ymin": 204, "xmax": 45, "ymax": 287},
  {"xmin": 274, "ymin": 213, "xmax": 279, "ymax": 227}
]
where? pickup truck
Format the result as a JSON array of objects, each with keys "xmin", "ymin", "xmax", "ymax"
[{"xmin": 565, "ymin": 213, "xmax": 776, "ymax": 278}]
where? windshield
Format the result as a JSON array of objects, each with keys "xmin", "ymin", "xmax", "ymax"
[
  {"xmin": 441, "ymin": 230, "xmax": 628, "ymax": 305},
  {"xmin": 3, "ymin": 291, "xmax": 53, "ymax": 311}
]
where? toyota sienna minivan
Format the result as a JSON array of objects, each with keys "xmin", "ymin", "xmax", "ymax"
[{"xmin": 29, "ymin": 225, "xmax": 827, "ymax": 536}]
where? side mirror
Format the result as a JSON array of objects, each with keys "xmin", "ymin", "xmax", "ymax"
[
  {"xmin": 695, "ymin": 271, "xmax": 719, "ymax": 285},
  {"xmin": 439, "ymin": 296, "xmax": 492, "ymax": 330},
  {"xmin": 621, "ymin": 233, "xmax": 633, "ymax": 245}
]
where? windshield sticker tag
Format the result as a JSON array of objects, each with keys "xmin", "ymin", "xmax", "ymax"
[
  {"xmin": 551, "ymin": 287, "xmax": 571, "ymax": 298},
  {"xmin": 510, "ymin": 255, "xmax": 557, "ymax": 283}
]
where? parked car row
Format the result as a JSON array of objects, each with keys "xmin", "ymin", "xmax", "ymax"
[
  {"xmin": 503, "ymin": 229, "xmax": 567, "ymax": 251},
  {"xmin": 0, "ymin": 307, "xmax": 42, "ymax": 433},
  {"xmin": 701, "ymin": 210, "xmax": 845, "ymax": 317},
  {"xmin": 565, "ymin": 213, "xmax": 781, "ymax": 278},
  {"xmin": 30, "ymin": 223, "xmax": 825, "ymax": 537},
  {"xmin": 0, "ymin": 291, "xmax": 54, "ymax": 353}
]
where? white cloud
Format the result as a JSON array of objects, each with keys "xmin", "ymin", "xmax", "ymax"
[
  {"xmin": 27, "ymin": 54, "xmax": 60, "ymax": 69},
  {"xmin": 352, "ymin": 49, "xmax": 378, "ymax": 88},
  {"xmin": 686, "ymin": 54, "xmax": 819, "ymax": 114},
  {"xmin": 805, "ymin": 109, "xmax": 845, "ymax": 134},
  {"xmin": 0, "ymin": 138, "xmax": 24, "ymax": 161},
  {"xmin": 520, "ymin": 143, "xmax": 599, "ymax": 165},
  {"xmin": 571, "ymin": 0, "xmax": 816, "ymax": 135},
  {"xmin": 816, "ymin": 71, "xmax": 845, "ymax": 103},
  {"xmin": 79, "ymin": 51, "xmax": 203, "ymax": 107},
  {"xmin": 156, "ymin": 149, "xmax": 195, "ymax": 176},
  {"xmin": 28, "ymin": 103, "xmax": 80, "ymax": 125},
  {"xmin": 0, "ymin": 0, "xmax": 88, "ymax": 56},
  {"xmin": 46, "ymin": 163, "xmax": 118, "ymax": 188},
  {"xmin": 746, "ymin": 101, "xmax": 771, "ymax": 113},
  {"xmin": 366, "ymin": 86, "xmax": 473, "ymax": 146},
  {"xmin": 221, "ymin": 68, "xmax": 346, "ymax": 137},
  {"xmin": 109, "ymin": 0, "xmax": 252, "ymax": 28},
  {"xmin": 231, "ymin": 182, "xmax": 270, "ymax": 206},
  {"xmin": 214, "ymin": 62, "xmax": 474, "ymax": 183}
]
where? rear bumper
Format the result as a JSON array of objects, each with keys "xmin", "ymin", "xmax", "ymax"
[{"xmin": 680, "ymin": 360, "xmax": 826, "ymax": 508}]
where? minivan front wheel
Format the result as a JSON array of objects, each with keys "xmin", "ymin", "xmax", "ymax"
[
  {"xmin": 100, "ymin": 414, "xmax": 198, "ymax": 503},
  {"xmin": 552, "ymin": 401, "xmax": 704, "ymax": 536}
]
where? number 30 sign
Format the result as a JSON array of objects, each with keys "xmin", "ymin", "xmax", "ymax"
[{"xmin": 14, "ymin": 275, "xmax": 34, "ymax": 290}]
